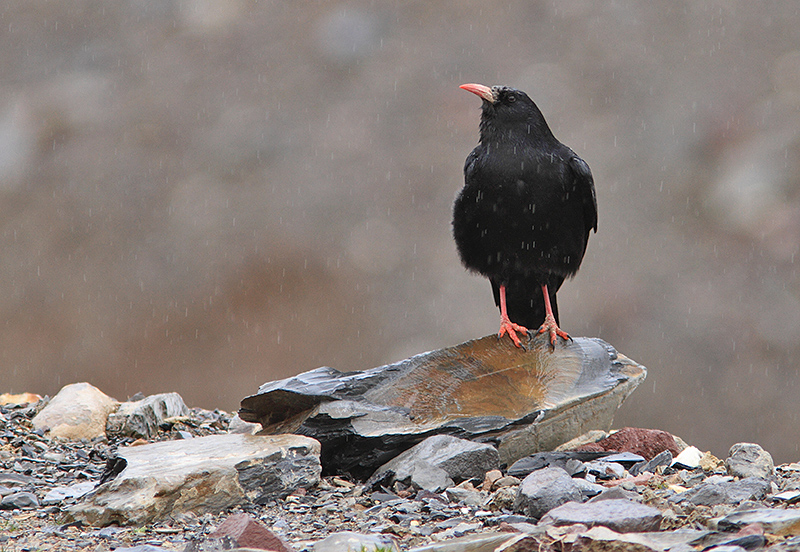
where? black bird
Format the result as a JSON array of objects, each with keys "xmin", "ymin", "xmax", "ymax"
[{"xmin": 453, "ymin": 83, "xmax": 597, "ymax": 348}]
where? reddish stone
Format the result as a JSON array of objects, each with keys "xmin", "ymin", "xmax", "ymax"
[
  {"xmin": 735, "ymin": 523, "xmax": 765, "ymax": 537},
  {"xmin": 209, "ymin": 513, "xmax": 294, "ymax": 552},
  {"xmin": 571, "ymin": 427, "xmax": 680, "ymax": 460}
]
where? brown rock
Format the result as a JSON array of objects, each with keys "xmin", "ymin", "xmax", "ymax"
[
  {"xmin": 0, "ymin": 392, "xmax": 41, "ymax": 406},
  {"xmin": 571, "ymin": 428, "xmax": 679, "ymax": 461},
  {"xmin": 209, "ymin": 513, "xmax": 294, "ymax": 551},
  {"xmin": 483, "ymin": 469, "xmax": 503, "ymax": 491},
  {"xmin": 31, "ymin": 382, "xmax": 117, "ymax": 440}
]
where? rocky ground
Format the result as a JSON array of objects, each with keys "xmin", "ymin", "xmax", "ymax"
[{"xmin": 2, "ymin": 392, "xmax": 800, "ymax": 552}]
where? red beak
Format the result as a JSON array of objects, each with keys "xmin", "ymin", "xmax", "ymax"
[{"xmin": 459, "ymin": 83, "xmax": 494, "ymax": 103}]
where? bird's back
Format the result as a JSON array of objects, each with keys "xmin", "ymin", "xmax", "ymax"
[{"xmin": 454, "ymin": 140, "xmax": 593, "ymax": 285}]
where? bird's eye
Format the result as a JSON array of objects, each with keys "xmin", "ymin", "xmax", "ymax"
[{"xmin": 507, "ymin": 94, "xmax": 517, "ymax": 103}]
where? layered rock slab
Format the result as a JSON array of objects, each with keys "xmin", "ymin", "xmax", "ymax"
[
  {"xmin": 240, "ymin": 335, "xmax": 646, "ymax": 477},
  {"xmin": 67, "ymin": 433, "xmax": 320, "ymax": 526}
]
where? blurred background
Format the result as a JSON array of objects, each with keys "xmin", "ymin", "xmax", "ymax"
[{"xmin": 1, "ymin": 1, "xmax": 799, "ymax": 462}]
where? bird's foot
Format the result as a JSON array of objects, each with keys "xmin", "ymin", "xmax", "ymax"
[
  {"xmin": 537, "ymin": 313, "xmax": 571, "ymax": 349},
  {"xmin": 498, "ymin": 316, "xmax": 529, "ymax": 349}
]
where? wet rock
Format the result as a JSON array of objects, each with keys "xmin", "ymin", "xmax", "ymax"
[
  {"xmin": 67, "ymin": 433, "xmax": 321, "ymax": 526},
  {"xmin": 314, "ymin": 531, "xmax": 399, "ymax": 552},
  {"xmin": 539, "ymin": 498, "xmax": 663, "ymax": 532},
  {"xmin": 31, "ymin": 382, "xmax": 117, "ymax": 440},
  {"xmin": 106, "ymin": 392, "xmax": 189, "ymax": 440},
  {"xmin": 513, "ymin": 467, "xmax": 582, "ymax": 519},
  {"xmin": 726, "ymin": 443, "xmax": 775, "ymax": 479},
  {"xmin": 717, "ymin": 508, "xmax": 800, "ymax": 536},
  {"xmin": 572, "ymin": 428, "xmax": 679, "ymax": 461},
  {"xmin": 671, "ymin": 476, "xmax": 769, "ymax": 506},
  {"xmin": 239, "ymin": 336, "xmax": 646, "ymax": 477},
  {"xmin": 368, "ymin": 435, "xmax": 499, "ymax": 492},
  {"xmin": 0, "ymin": 491, "xmax": 39, "ymax": 509},
  {"xmin": 186, "ymin": 513, "xmax": 294, "ymax": 552}
]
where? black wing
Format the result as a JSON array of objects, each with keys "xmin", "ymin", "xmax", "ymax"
[{"xmin": 569, "ymin": 155, "xmax": 597, "ymax": 235}]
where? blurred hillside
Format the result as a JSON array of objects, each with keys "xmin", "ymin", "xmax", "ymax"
[{"xmin": 1, "ymin": 2, "xmax": 799, "ymax": 462}]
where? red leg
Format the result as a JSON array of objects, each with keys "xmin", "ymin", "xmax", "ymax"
[
  {"xmin": 497, "ymin": 284, "xmax": 528, "ymax": 348},
  {"xmin": 537, "ymin": 284, "xmax": 571, "ymax": 347}
]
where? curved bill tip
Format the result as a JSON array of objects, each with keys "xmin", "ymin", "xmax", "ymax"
[{"xmin": 459, "ymin": 83, "xmax": 494, "ymax": 103}]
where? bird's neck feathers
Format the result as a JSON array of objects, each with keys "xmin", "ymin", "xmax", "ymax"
[{"xmin": 478, "ymin": 109, "xmax": 556, "ymax": 148}]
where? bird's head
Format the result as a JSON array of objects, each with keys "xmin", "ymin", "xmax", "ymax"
[{"xmin": 459, "ymin": 83, "xmax": 552, "ymax": 140}]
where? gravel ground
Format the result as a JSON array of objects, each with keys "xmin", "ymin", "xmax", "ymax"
[{"xmin": 2, "ymin": 397, "xmax": 800, "ymax": 552}]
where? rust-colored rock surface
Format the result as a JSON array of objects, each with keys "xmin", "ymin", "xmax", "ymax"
[
  {"xmin": 240, "ymin": 335, "xmax": 646, "ymax": 478},
  {"xmin": 572, "ymin": 427, "xmax": 680, "ymax": 460}
]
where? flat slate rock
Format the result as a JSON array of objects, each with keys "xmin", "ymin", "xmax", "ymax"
[
  {"xmin": 671, "ymin": 476, "xmax": 769, "ymax": 506},
  {"xmin": 717, "ymin": 508, "xmax": 800, "ymax": 536},
  {"xmin": 66, "ymin": 433, "xmax": 321, "ymax": 526},
  {"xmin": 239, "ymin": 335, "xmax": 646, "ymax": 477},
  {"xmin": 539, "ymin": 498, "xmax": 663, "ymax": 532}
]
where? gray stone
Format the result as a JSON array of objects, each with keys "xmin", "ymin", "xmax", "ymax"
[
  {"xmin": 507, "ymin": 451, "xmax": 610, "ymax": 478},
  {"xmin": 0, "ymin": 491, "xmax": 40, "ymax": 510},
  {"xmin": 408, "ymin": 532, "xmax": 518, "ymax": 552},
  {"xmin": 513, "ymin": 466, "xmax": 582, "ymax": 519},
  {"xmin": 113, "ymin": 547, "xmax": 170, "ymax": 552},
  {"xmin": 630, "ymin": 450, "xmax": 673, "ymax": 476},
  {"xmin": 42, "ymin": 481, "xmax": 96, "ymax": 505},
  {"xmin": 717, "ymin": 508, "xmax": 800, "ymax": 536},
  {"xmin": 671, "ymin": 476, "xmax": 769, "ymax": 506},
  {"xmin": 571, "ymin": 526, "xmax": 709, "ymax": 552},
  {"xmin": 239, "ymin": 336, "xmax": 647, "ymax": 477},
  {"xmin": 572, "ymin": 526, "xmax": 662, "ymax": 552},
  {"xmin": 227, "ymin": 413, "xmax": 262, "ymax": 435},
  {"xmin": 539, "ymin": 498, "xmax": 663, "ymax": 532},
  {"xmin": 773, "ymin": 490, "xmax": 800, "ymax": 504},
  {"xmin": 66, "ymin": 433, "xmax": 320, "ymax": 526},
  {"xmin": 445, "ymin": 486, "xmax": 486, "ymax": 507},
  {"xmin": 585, "ymin": 460, "xmax": 626, "ymax": 479},
  {"xmin": 368, "ymin": 435, "xmax": 499, "ymax": 492},
  {"xmin": 106, "ymin": 392, "xmax": 189, "ymax": 439},
  {"xmin": 574, "ymin": 477, "xmax": 606, "ymax": 500},
  {"xmin": 314, "ymin": 531, "xmax": 399, "ymax": 552},
  {"xmin": 31, "ymin": 382, "xmax": 118, "ymax": 440},
  {"xmin": 725, "ymin": 443, "xmax": 775, "ymax": 479},
  {"xmin": 589, "ymin": 485, "xmax": 641, "ymax": 503}
]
